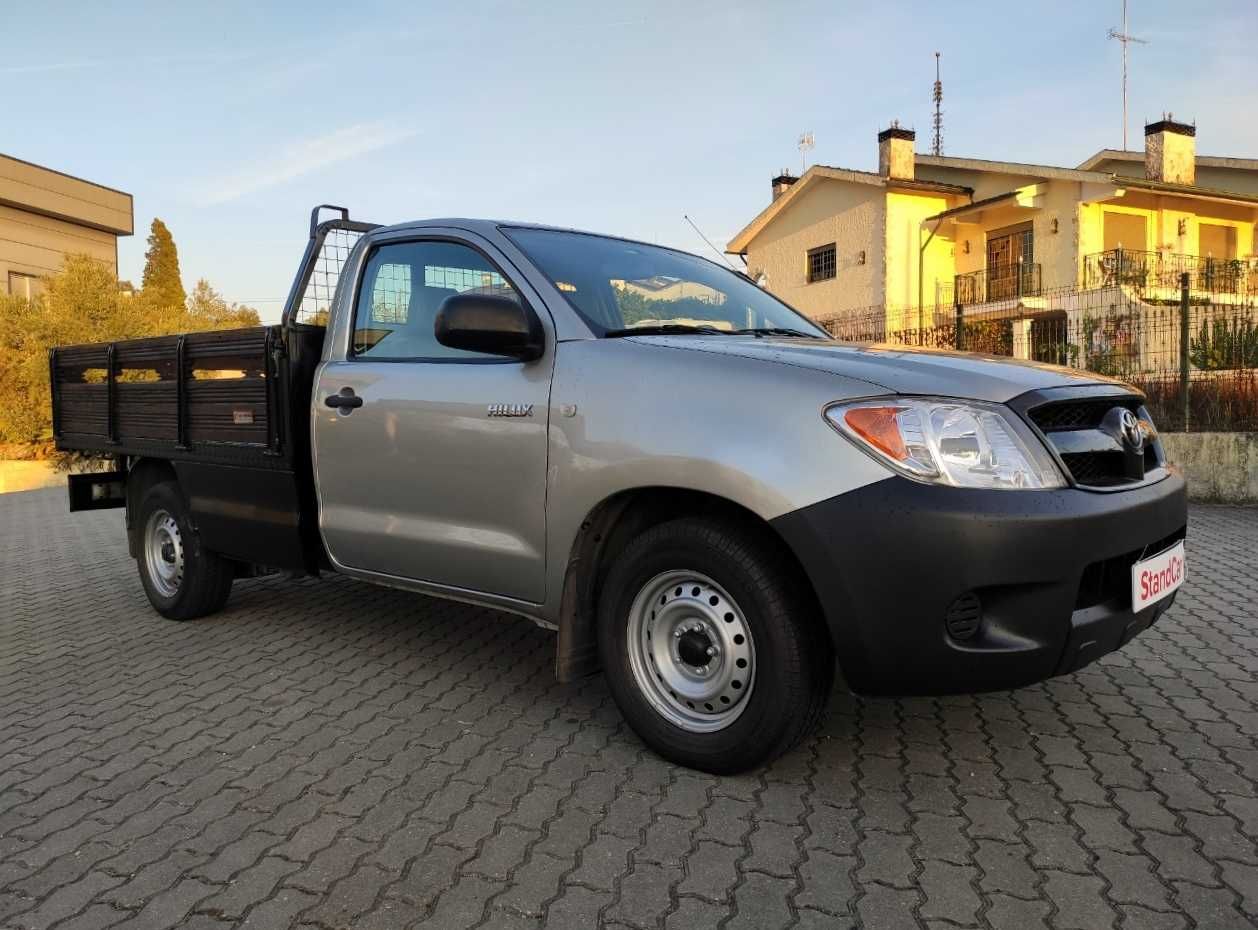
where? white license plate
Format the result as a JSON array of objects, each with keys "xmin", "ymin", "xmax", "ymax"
[{"xmin": 1132, "ymin": 540, "xmax": 1186, "ymax": 611}]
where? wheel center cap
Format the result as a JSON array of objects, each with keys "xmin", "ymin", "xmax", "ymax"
[
  {"xmin": 161, "ymin": 541, "xmax": 176, "ymax": 563},
  {"xmin": 677, "ymin": 629, "xmax": 712, "ymax": 668}
]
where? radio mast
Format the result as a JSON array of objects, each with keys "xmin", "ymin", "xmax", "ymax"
[
  {"xmin": 1108, "ymin": 0, "xmax": 1148, "ymax": 149},
  {"xmin": 931, "ymin": 52, "xmax": 944, "ymax": 156}
]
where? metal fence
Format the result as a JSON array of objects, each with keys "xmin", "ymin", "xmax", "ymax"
[
  {"xmin": 816, "ymin": 275, "xmax": 1258, "ymax": 432},
  {"xmin": 1082, "ymin": 248, "xmax": 1258, "ymax": 294},
  {"xmin": 954, "ymin": 262, "xmax": 1042, "ymax": 304}
]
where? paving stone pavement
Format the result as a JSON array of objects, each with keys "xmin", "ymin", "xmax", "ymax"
[{"xmin": 1, "ymin": 488, "xmax": 1256, "ymax": 929}]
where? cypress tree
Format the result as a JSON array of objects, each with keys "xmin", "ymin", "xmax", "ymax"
[{"xmin": 140, "ymin": 218, "xmax": 186, "ymax": 310}]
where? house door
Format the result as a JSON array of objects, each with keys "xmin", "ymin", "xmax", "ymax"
[{"xmin": 986, "ymin": 225, "xmax": 1033, "ymax": 300}]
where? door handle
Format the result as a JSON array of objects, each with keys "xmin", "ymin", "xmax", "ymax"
[{"xmin": 325, "ymin": 387, "xmax": 363, "ymax": 410}]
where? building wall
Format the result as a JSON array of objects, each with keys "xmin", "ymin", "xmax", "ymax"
[
  {"xmin": 1036, "ymin": 181, "xmax": 1083, "ymax": 290},
  {"xmin": 1078, "ymin": 191, "xmax": 1256, "ymax": 278},
  {"xmin": 0, "ymin": 205, "xmax": 119, "ymax": 278},
  {"xmin": 915, "ymin": 164, "xmax": 1047, "ymax": 200},
  {"xmin": 0, "ymin": 154, "xmax": 132, "ymax": 296},
  {"xmin": 884, "ymin": 190, "xmax": 953, "ymax": 323},
  {"xmin": 918, "ymin": 169, "xmax": 1089, "ymax": 298},
  {"xmin": 743, "ymin": 180, "xmax": 884, "ymax": 320}
]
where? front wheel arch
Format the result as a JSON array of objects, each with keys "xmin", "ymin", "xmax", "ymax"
[{"xmin": 555, "ymin": 486, "xmax": 835, "ymax": 682}]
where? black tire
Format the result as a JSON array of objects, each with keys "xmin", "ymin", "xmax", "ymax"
[
  {"xmin": 134, "ymin": 479, "xmax": 233, "ymax": 620},
  {"xmin": 597, "ymin": 517, "xmax": 833, "ymax": 774}
]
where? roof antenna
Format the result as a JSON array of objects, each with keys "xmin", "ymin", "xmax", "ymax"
[
  {"xmin": 797, "ymin": 132, "xmax": 815, "ymax": 174},
  {"xmin": 1108, "ymin": 0, "xmax": 1148, "ymax": 149},
  {"xmin": 684, "ymin": 215, "xmax": 741, "ymax": 269},
  {"xmin": 931, "ymin": 52, "xmax": 944, "ymax": 156}
]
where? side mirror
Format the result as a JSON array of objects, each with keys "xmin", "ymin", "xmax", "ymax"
[{"xmin": 434, "ymin": 293, "xmax": 544, "ymax": 361}]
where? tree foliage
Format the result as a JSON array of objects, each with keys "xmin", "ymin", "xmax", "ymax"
[
  {"xmin": 186, "ymin": 279, "xmax": 261, "ymax": 330},
  {"xmin": 140, "ymin": 218, "xmax": 186, "ymax": 311},
  {"xmin": 0, "ymin": 253, "xmax": 261, "ymax": 448}
]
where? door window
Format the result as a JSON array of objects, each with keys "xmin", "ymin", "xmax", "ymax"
[
  {"xmin": 352, "ymin": 240, "xmax": 521, "ymax": 360},
  {"xmin": 986, "ymin": 225, "xmax": 1033, "ymax": 300}
]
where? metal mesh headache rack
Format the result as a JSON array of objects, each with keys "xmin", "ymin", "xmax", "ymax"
[{"xmin": 285, "ymin": 205, "xmax": 380, "ymax": 327}]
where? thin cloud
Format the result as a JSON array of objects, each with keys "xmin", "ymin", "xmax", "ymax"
[
  {"xmin": 0, "ymin": 60, "xmax": 106, "ymax": 75},
  {"xmin": 0, "ymin": 50, "xmax": 257, "ymax": 75},
  {"xmin": 194, "ymin": 121, "xmax": 418, "ymax": 206}
]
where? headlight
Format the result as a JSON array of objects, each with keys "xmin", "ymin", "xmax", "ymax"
[{"xmin": 826, "ymin": 398, "xmax": 1066, "ymax": 490}]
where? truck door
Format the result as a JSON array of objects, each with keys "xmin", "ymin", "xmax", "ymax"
[{"xmin": 312, "ymin": 236, "xmax": 552, "ymax": 604}]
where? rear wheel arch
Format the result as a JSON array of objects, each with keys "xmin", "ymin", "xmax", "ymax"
[
  {"xmin": 124, "ymin": 458, "xmax": 179, "ymax": 557},
  {"xmin": 555, "ymin": 486, "xmax": 832, "ymax": 682}
]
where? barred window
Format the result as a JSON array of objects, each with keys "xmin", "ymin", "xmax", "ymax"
[{"xmin": 807, "ymin": 244, "xmax": 836, "ymax": 283}]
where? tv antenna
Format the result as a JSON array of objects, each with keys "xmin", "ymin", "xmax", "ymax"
[
  {"xmin": 931, "ymin": 52, "xmax": 944, "ymax": 156},
  {"xmin": 1108, "ymin": 0, "xmax": 1148, "ymax": 149},
  {"xmin": 797, "ymin": 131, "xmax": 815, "ymax": 174}
]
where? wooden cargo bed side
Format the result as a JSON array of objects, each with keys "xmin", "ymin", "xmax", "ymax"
[{"xmin": 51, "ymin": 325, "xmax": 291, "ymax": 468}]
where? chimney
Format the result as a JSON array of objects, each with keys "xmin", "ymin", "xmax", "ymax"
[
  {"xmin": 878, "ymin": 123, "xmax": 916, "ymax": 180},
  {"xmin": 771, "ymin": 171, "xmax": 798, "ymax": 201},
  {"xmin": 1144, "ymin": 115, "xmax": 1196, "ymax": 185}
]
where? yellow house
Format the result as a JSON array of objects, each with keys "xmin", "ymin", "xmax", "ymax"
[
  {"xmin": 728, "ymin": 119, "xmax": 1258, "ymax": 333},
  {"xmin": 0, "ymin": 153, "xmax": 134, "ymax": 299}
]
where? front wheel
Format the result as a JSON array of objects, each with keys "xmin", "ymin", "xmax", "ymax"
[
  {"xmin": 598, "ymin": 517, "xmax": 833, "ymax": 773},
  {"xmin": 135, "ymin": 479, "xmax": 233, "ymax": 620}
]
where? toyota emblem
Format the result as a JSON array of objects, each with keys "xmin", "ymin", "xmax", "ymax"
[{"xmin": 1119, "ymin": 409, "xmax": 1144, "ymax": 451}]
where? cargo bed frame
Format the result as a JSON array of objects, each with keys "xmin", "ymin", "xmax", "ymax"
[{"xmin": 51, "ymin": 206, "xmax": 379, "ymax": 572}]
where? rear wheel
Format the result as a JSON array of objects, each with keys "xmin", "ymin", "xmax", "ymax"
[
  {"xmin": 598, "ymin": 517, "xmax": 832, "ymax": 773},
  {"xmin": 135, "ymin": 480, "xmax": 233, "ymax": 620}
]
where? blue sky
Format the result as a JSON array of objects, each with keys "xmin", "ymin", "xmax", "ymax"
[{"xmin": 7, "ymin": 0, "xmax": 1256, "ymax": 322}]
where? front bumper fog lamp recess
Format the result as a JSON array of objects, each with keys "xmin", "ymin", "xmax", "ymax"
[
  {"xmin": 945, "ymin": 592, "xmax": 982, "ymax": 641},
  {"xmin": 826, "ymin": 398, "xmax": 1066, "ymax": 491}
]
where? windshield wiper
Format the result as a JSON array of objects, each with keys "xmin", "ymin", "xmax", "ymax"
[
  {"xmin": 729, "ymin": 327, "xmax": 823, "ymax": 339},
  {"xmin": 603, "ymin": 324, "xmax": 731, "ymax": 338}
]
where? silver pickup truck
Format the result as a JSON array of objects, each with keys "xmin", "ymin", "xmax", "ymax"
[{"xmin": 53, "ymin": 207, "xmax": 1187, "ymax": 773}]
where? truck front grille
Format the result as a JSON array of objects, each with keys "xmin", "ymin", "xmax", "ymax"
[
  {"xmin": 1029, "ymin": 397, "xmax": 1141, "ymax": 432},
  {"xmin": 1026, "ymin": 395, "xmax": 1164, "ymax": 489}
]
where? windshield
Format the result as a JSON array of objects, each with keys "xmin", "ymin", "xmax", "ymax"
[{"xmin": 504, "ymin": 227, "xmax": 827, "ymax": 337}]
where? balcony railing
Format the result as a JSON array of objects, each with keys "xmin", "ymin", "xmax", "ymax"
[
  {"xmin": 1083, "ymin": 248, "xmax": 1258, "ymax": 294},
  {"xmin": 954, "ymin": 263, "xmax": 1042, "ymax": 306}
]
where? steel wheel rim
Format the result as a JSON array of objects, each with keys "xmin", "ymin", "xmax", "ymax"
[
  {"xmin": 626, "ymin": 570, "xmax": 756, "ymax": 733},
  {"xmin": 144, "ymin": 508, "xmax": 184, "ymax": 598}
]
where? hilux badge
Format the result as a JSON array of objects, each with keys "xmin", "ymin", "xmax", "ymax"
[{"xmin": 488, "ymin": 403, "xmax": 533, "ymax": 418}]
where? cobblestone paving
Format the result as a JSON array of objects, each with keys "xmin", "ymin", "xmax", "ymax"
[{"xmin": 1, "ymin": 488, "xmax": 1256, "ymax": 929}]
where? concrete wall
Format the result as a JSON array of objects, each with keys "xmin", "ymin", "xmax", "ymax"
[
  {"xmin": 0, "ymin": 154, "xmax": 133, "ymax": 294},
  {"xmin": 1161, "ymin": 431, "xmax": 1258, "ymax": 503},
  {"xmin": 744, "ymin": 179, "xmax": 884, "ymax": 320}
]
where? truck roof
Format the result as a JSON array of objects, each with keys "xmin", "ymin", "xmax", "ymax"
[{"xmin": 370, "ymin": 218, "xmax": 695, "ymax": 256}]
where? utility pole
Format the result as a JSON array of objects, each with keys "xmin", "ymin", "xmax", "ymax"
[
  {"xmin": 931, "ymin": 52, "xmax": 943, "ymax": 156},
  {"xmin": 1108, "ymin": 0, "xmax": 1148, "ymax": 149}
]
